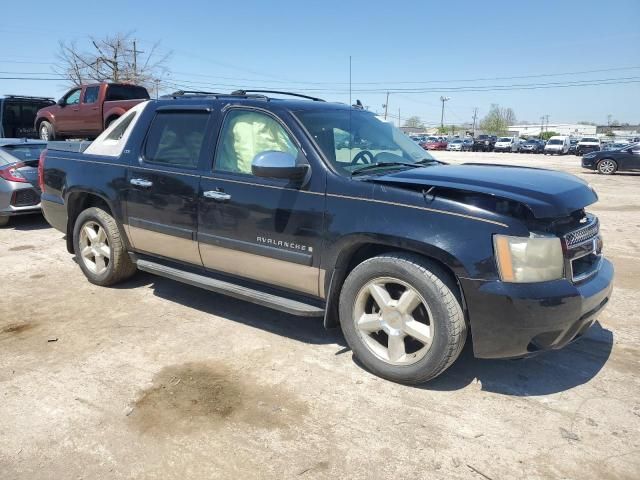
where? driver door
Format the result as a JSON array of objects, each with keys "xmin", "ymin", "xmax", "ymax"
[
  {"xmin": 197, "ymin": 108, "xmax": 325, "ymax": 296},
  {"xmin": 56, "ymin": 87, "xmax": 82, "ymax": 134}
]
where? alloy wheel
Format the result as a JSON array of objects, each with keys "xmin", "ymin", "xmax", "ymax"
[
  {"xmin": 78, "ymin": 221, "xmax": 111, "ymax": 275},
  {"xmin": 353, "ymin": 277, "xmax": 434, "ymax": 366},
  {"xmin": 598, "ymin": 160, "xmax": 616, "ymax": 174}
]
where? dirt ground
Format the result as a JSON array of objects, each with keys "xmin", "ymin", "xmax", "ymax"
[{"xmin": 1, "ymin": 151, "xmax": 639, "ymax": 480}]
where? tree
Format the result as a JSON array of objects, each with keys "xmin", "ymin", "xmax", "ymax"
[
  {"xmin": 578, "ymin": 121, "xmax": 596, "ymax": 126},
  {"xmin": 540, "ymin": 131, "xmax": 559, "ymax": 140},
  {"xmin": 54, "ymin": 32, "xmax": 170, "ymax": 90},
  {"xmin": 436, "ymin": 126, "xmax": 449, "ymax": 134},
  {"xmin": 479, "ymin": 104, "xmax": 516, "ymax": 134},
  {"xmin": 403, "ymin": 116, "xmax": 425, "ymax": 129}
]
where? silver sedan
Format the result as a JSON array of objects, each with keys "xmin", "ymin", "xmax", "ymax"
[{"xmin": 0, "ymin": 139, "xmax": 47, "ymax": 227}]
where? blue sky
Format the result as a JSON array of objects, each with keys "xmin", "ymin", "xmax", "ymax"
[{"xmin": 1, "ymin": 0, "xmax": 639, "ymax": 126}]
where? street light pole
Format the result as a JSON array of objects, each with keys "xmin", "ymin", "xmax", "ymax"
[{"xmin": 440, "ymin": 96, "xmax": 450, "ymax": 129}]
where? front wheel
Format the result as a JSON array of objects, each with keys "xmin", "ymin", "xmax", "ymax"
[
  {"xmin": 39, "ymin": 121, "xmax": 55, "ymax": 141},
  {"xmin": 597, "ymin": 159, "xmax": 617, "ymax": 175},
  {"xmin": 73, "ymin": 207, "xmax": 137, "ymax": 286},
  {"xmin": 339, "ymin": 253, "xmax": 467, "ymax": 384}
]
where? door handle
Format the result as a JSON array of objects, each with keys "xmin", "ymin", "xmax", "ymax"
[
  {"xmin": 203, "ymin": 190, "xmax": 231, "ymax": 201},
  {"xmin": 130, "ymin": 178, "xmax": 153, "ymax": 188}
]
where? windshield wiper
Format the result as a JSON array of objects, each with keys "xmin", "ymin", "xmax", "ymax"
[
  {"xmin": 415, "ymin": 158, "xmax": 440, "ymax": 165},
  {"xmin": 351, "ymin": 162, "xmax": 420, "ymax": 176}
]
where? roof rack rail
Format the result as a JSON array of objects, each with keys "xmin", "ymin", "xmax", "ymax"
[
  {"xmin": 231, "ymin": 90, "xmax": 325, "ymax": 102},
  {"xmin": 163, "ymin": 90, "xmax": 223, "ymax": 98},
  {"xmin": 4, "ymin": 95, "xmax": 54, "ymax": 101}
]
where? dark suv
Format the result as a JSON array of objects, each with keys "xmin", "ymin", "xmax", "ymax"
[
  {"xmin": 39, "ymin": 91, "xmax": 613, "ymax": 384},
  {"xmin": 472, "ymin": 134, "xmax": 496, "ymax": 152},
  {"xmin": 0, "ymin": 95, "xmax": 54, "ymax": 138}
]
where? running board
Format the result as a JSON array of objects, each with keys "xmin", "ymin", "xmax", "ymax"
[{"xmin": 136, "ymin": 259, "xmax": 325, "ymax": 317}]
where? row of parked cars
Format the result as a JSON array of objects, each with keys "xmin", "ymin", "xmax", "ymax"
[{"xmin": 410, "ymin": 133, "xmax": 639, "ymax": 156}]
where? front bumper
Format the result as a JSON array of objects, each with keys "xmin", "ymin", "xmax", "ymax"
[
  {"xmin": 459, "ymin": 258, "xmax": 614, "ymax": 359},
  {"xmin": 581, "ymin": 156, "xmax": 598, "ymax": 170}
]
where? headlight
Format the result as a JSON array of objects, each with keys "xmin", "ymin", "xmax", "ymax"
[{"xmin": 493, "ymin": 234, "xmax": 564, "ymax": 283}]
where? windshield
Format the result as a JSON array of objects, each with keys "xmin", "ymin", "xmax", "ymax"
[
  {"xmin": 451, "ymin": 140, "xmax": 462, "ymax": 144},
  {"xmin": 0, "ymin": 144, "xmax": 45, "ymax": 162},
  {"xmin": 548, "ymin": 139, "xmax": 563, "ymax": 145},
  {"xmin": 498, "ymin": 137, "xmax": 512, "ymax": 142},
  {"xmin": 295, "ymin": 109, "xmax": 435, "ymax": 175},
  {"xmin": 581, "ymin": 138, "xmax": 599, "ymax": 143}
]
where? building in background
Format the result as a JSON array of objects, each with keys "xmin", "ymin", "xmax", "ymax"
[{"xmin": 508, "ymin": 123, "xmax": 597, "ymax": 137}]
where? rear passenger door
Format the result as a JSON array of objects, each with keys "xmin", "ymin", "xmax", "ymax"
[
  {"xmin": 78, "ymin": 85, "xmax": 102, "ymax": 135},
  {"xmin": 125, "ymin": 107, "xmax": 212, "ymax": 266}
]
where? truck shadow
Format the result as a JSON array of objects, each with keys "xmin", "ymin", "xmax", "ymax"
[
  {"xmin": 117, "ymin": 273, "xmax": 612, "ymax": 396},
  {"xmin": 4, "ymin": 215, "xmax": 50, "ymax": 231},
  {"xmin": 126, "ymin": 273, "xmax": 346, "ymax": 347},
  {"xmin": 422, "ymin": 322, "xmax": 613, "ymax": 396}
]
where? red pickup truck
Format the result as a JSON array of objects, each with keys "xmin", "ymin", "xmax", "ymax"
[{"xmin": 35, "ymin": 82, "xmax": 149, "ymax": 140}]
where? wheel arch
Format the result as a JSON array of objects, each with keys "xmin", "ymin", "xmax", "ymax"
[
  {"xmin": 323, "ymin": 237, "xmax": 466, "ymax": 329},
  {"xmin": 64, "ymin": 190, "xmax": 123, "ymax": 254}
]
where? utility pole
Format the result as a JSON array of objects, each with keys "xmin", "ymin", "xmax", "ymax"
[
  {"xmin": 472, "ymin": 107, "xmax": 478, "ymax": 136},
  {"xmin": 129, "ymin": 39, "xmax": 144, "ymax": 82},
  {"xmin": 607, "ymin": 114, "xmax": 612, "ymax": 126},
  {"xmin": 540, "ymin": 116, "xmax": 545, "ymax": 138},
  {"xmin": 384, "ymin": 91, "xmax": 389, "ymax": 120},
  {"xmin": 440, "ymin": 96, "xmax": 450, "ymax": 129},
  {"xmin": 154, "ymin": 79, "xmax": 160, "ymax": 99}
]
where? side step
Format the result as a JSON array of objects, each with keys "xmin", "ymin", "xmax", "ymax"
[{"xmin": 136, "ymin": 259, "xmax": 325, "ymax": 317}]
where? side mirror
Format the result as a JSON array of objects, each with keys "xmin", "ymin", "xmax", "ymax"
[
  {"xmin": 251, "ymin": 151, "xmax": 308, "ymax": 181},
  {"xmin": 57, "ymin": 98, "xmax": 66, "ymax": 107}
]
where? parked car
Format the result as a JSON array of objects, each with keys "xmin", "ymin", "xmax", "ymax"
[
  {"xmin": 520, "ymin": 139, "xmax": 544, "ymax": 154},
  {"xmin": 494, "ymin": 137, "xmax": 520, "ymax": 153},
  {"xmin": 0, "ymin": 139, "xmax": 46, "ymax": 226},
  {"xmin": 462, "ymin": 138, "xmax": 474, "ymax": 151},
  {"xmin": 472, "ymin": 134, "xmax": 496, "ymax": 152},
  {"xmin": 582, "ymin": 143, "xmax": 640, "ymax": 174},
  {"xmin": 0, "ymin": 95, "xmax": 54, "ymax": 138},
  {"xmin": 423, "ymin": 137, "xmax": 448, "ymax": 150},
  {"xmin": 446, "ymin": 139, "xmax": 469, "ymax": 151},
  {"xmin": 39, "ymin": 91, "xmax": 613, "ymax": 384},
  {"xmin": 35, "ymin": 82, "xmax": 150, "ymax": 141},
  {"xmin": 576, "ymin": 137, "xmax": 601, "ymax": 156},
  {"xmin": 568, "ymin": 139, "xmax": 579, "ymax": 155},
  {"xmin": 544, "ymin": 135, "xmax": 571, "ymax": 155}
]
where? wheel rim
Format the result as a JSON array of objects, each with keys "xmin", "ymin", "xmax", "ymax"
[
  {"xmin": 78, "ymin": 221, "xmax": 111, "ymax": 275},
  {"xmin": 40, "ymin": 125, "xmax": 49, "ymax": 141},
  {"xmin": 599, "ymin": 160, "xmax": 615, "ymax": 174},
  {"xmin": 353, "ymin": 277, "xmax": 434, "ymax": 366}
]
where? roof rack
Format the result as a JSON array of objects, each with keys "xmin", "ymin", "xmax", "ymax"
[
  {"xmin": 231, "ymin": 90, "xmax": 325, "ymax": 102},
  {"xmin": 163, "ymin": 90, "xmax": 223, "ymax": 98},
  {"xmin": 4, "ymin": 95, "xmax": 54, "ymax": 101}
]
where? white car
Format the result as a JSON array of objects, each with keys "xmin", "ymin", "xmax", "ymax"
[
  {"xmin": 494, "ymin": 137, "xmax": 520, "ymax": 153},
  {"xmin": 544, "ymin": 135, "xmax": 571, "ymax": 155},
  {"xmin": 446, "ymin": 139, "xmax": 464, "ymax": 151},
  {"xmin": 576, "ymin": 137, "xmax": 601, "ymax": 156}
]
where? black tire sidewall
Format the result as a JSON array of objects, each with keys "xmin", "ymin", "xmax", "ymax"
[
  {"xmin": 339, "ymin": 256, "xmax": 462, "ymax": 384},
  {"xmin": 73, "ymin": 208, "xmax": 117, "ymax": 285},
  {"xmin": 40, "ymin": 121, "xmax": 54, "ymax": 141}
]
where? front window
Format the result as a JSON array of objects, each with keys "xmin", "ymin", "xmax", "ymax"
[
  {"xmin": 296, "ymin": 109, "xmax": 434, "ymax": 175},
  {"xmin": 65, "ymin": 89, "xmax": 81, "ymax": 105},
  {"xmin": 581, "ymin": 138, "xmax": 599, "ymax": 143}
]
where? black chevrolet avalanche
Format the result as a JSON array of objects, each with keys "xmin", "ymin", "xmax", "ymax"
[{"xmin": 38, "ymin": 91, "xmax": 614, "ymax": 384}]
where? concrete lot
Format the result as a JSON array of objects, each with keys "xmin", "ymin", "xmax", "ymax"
[{"xmin": 1, "ymin": 151, "xmax": 639, "ymax": 479}]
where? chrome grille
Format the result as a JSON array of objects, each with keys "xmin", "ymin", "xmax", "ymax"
[{"xmin": 564, "ymin": 218, "xmax": 599, "ymax": 248}]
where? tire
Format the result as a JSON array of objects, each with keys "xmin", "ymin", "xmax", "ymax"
[
  {"xmin": 39, "ymin": 121, "xmax": 55, "ymax": 141},
  {"xmin": 72, "ymin": 207, "xmax": 136, "ymax": 286},
  {"xmin": 597, "ymin": 159, "xmax": 617, "ymax": 175},
  {"xmin": 339, "ymin": 253, "xmax": 467, "ymax": 384},
  {"xmin": 0, "ymin": 216, "xmax": 9, "ymax": 227}
]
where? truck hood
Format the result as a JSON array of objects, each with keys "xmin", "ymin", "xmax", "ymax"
[{"xmin": 372, "ymin": 164, "xmax": 598, "ymax": 218}]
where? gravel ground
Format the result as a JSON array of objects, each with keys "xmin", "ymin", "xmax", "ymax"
[{"xmin": 1, "ymin": 151, "xmax": 638, "ymax": 480}]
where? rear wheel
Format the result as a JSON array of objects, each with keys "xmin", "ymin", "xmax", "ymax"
[
  {"xmin": 597, "ymin": 159, "xmax": 617, "ymax": 175},
  {"xmin": 339, "ymin": 253, "xmax": 467, "ymax": 384},
  {"xmin": 39, "ymin": 121, "xmax": 55, "ymax": 141},
  {"xmin": 73, "ymin": 207, "xmax": 136, "ymax": 286}
]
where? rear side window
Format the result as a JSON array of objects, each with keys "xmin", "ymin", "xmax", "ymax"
[
  {"xmin": 105, "ymin": 110, "xmax": 137, "ymax": 141},
  {"xmin": 143, "ymin": 111, "xmax": 208, "ymax": 168},
  {"xmin": 83, "ymin": 86, "xmax": 99, "ymax": 104},
  {"xmin": 106, "ymin": 85, "xmax": 150, "ymax": 101}
]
